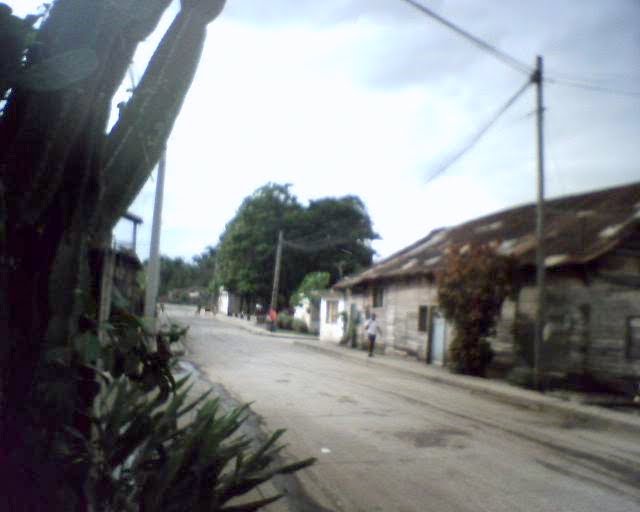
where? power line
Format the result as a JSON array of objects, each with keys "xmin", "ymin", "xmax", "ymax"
[
  {"xmin": 399, "ymin": 0, "xmax": 640, "ymax": 99},
  {"xmin": 283, "ymin": 236, "xmax": 356, "ymax": 253},
  {"xmin": 544, "ymin": 65, "xmax": 640, "ymax": 83},
  {"xmin": 545, "ymin": 76, "xmax": 640, "ymax": 98},
  {"xmin": 398, "ymin": 0, "xmax": 532, "ymax": 75},
  {"xmin": 425, "ymin": 77, "xmax": 532, "ymax": 183}
]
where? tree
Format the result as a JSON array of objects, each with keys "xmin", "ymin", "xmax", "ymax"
[
  {"xmin": 0, "ymin": 0, "xmax": 228, "ymax": 506},
  {"xmin": 290, "ymin": 271, "xmax": 330, "ymax": 308},
  {"xmin": 437, "ymin": 244, "xmax": 516, "ymax": 376},
  {"xmin": 192, "ymin": 245, "xmax": 217, "ymax": 288},
  {"xmin": 156, "ymin": 256, "xmax": 197, "ymax": 297},
  {"xmin": 300, "ymin": 195, "xmax": 378, "ymax": 283},
  {"xmin": 215, "ymin": 186, "xmax": 378, "ymax": 309},
  {"xmin": 148, "ymin": 247, "xmax": 217, "ymax": 299},
  {"xmin": 214, "ymin": 183, "xmax": 306, "ymax": 307}
]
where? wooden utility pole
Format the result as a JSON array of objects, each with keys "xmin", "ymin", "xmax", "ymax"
[
  {"xmin": 270, "ymin": 230, "xmax": 284, "ymax": 315},
  {"xmin": 533, "ymin": 55, "xmax": 546, "ymax": 391},
  {"xmin": 144, "ymin": 150, "xmax": 166, "ymax": 323}
]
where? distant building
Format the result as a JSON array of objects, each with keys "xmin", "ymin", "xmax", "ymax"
[{"xmin": 217, "ymin": 287, "xmax": 241, "ymax": 316}]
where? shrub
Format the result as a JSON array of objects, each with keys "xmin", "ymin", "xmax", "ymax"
[
  {"xmin": 35, "ymin": 303, "xmax": 316, "ymax": 510},
  {"xmin": 438, "ymin": 244, "xmax": 516, "ymax": 376},
  {"xmin": 292, "ymin": 319, "xmax": 309, "ymax": 333},
  {"xmin": 276, "ymin": 312, "xmax": 293, "ymax": 330},
  {"xmin": 512, "ymin": 315, "xmax": 535, "ymax": 367},
  {"xmin": 449, "ymin": 338, "xmax": 494, "ymax": 376},
  {"xmin": 506, "ymin": 366, "xmax": 536, "ymax": 389},
  {"xmin": 82, "ymin": 375, "xmax": 315, "ymax": 510}
]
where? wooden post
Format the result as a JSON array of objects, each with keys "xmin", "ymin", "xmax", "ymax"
[
  {"xmin": 269, "ymin": 230, "xmax": 284, "ymax": 318},
  {"xmin": 533, "ymin": 55, "xmax": 546, "ymax": 391},
  {"xmin": 144, "ymin": 150, "xmax": 166, "ymax": 324}
]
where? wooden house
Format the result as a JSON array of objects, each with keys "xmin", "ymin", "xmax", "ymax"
[{"xmin": 334, "ymin": 182, "xmax": 640, "ymax": 392}]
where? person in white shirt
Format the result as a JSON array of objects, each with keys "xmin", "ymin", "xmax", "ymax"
[{"xmin": 364, "ymin": 313, "xmax": 382, "ymax": 357}]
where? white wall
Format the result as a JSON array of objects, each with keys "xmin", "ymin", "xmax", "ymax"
[
  {"xmin": 293, "ymin": 297, "xmax": 320, "ymax": 333},
  {"xmin": 319, "ymin": 296, "xmax": 345, "ymax": 342},
  {"xmin": 217, "ymin": 289, "xmax": 229, "ymax": 315}
]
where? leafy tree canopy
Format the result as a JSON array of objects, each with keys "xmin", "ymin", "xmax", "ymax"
[
  {"xmin": 291, "ymin": 271, "xmax": 330, "ymax": 308},
  {"xmin": 215, "ymin": 184, "xmax": 378, "ymax": 308},
  {"xmin": 154, "ymin": 246, "xmax": 218, "ymax": 297},
  {"xmin": 215, "ymin": 183, "xmax": 305, "ymax": 304},
  {"xmin": 299, "ymin": 195, "xmax": 378, "ymax": 283}
]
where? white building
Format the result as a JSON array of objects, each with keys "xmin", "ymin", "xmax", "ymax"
[
  {"xmin": 293, "ymin": 297, "xmax": 320, "ymax": 334},
  {"xmin": 217, "ymin": 287, "xmax": 240, "ymax": 316},
  {"xmin": 319, "ymin": 291, "xmax": 345, "ymax": 343}
]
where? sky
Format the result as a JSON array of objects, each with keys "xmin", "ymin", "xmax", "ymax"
[{"xmin": 10, "ymin": 0, "xmax": 640, "ymax": 263}]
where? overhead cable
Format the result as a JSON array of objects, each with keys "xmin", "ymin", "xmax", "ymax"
[
  {"xmin": 284, "ymin": 237, "xmax": 356, "ymax": 253},
  {"xmin": 545, "ymin": 76, "xmax": 640, "ymax": 98},
  {"xmin": 400, "ymin": 1, "xmax": 640, "ymax": 98},
  {"xmin": 425, "ymin": 78, "xmax": 532, "ymax": 183},
  {"xmin": 399, "ymin": 0, "xmax": 532, "ymax": 75}
]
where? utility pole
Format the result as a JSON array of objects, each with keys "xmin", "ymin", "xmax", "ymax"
[
  {"xmin": 533, "ymin": 55, "xmax": 546, "ymax": 391},
  {"xmin": 269, "ymin": 230, "xmax": 284, "ymax": 317},
  {"xmin": 144, "ymin": 150, "xmax": 166, "ymax": 323}
]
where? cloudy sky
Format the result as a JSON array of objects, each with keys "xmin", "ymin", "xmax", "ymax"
[{"xmin": 11, "ymin": 0, "xmax": 640, "ymax": 262}]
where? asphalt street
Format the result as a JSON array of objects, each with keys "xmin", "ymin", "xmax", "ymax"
[{"xmin": 169, "ymin": 305, "xmax": 640, "ymax": 512}]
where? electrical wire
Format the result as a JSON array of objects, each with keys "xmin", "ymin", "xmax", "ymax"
[
  {"xmin": 425, "ymin": 78, "xmax": 532, "ymax": 183},
  {"xmin": 545, "ymin": 67, "xmax": 640, "ymax": 84},
  {"xmin": 544, "ymin": 76, "xmax": 640, "ymax": 98},
  {"xmin": 398, "ymin": 0, "xmax": 532, "ymax": 75},
  {"xmin": 399, "ymin": 0, "xmax": 640, "ymax": 98},
  {"xmin": 283, "ymin": 237, "xmax": 356, "ymax": 253}
]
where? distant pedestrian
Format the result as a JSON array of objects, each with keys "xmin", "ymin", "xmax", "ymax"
[{"xmin": 364, "ymin": 313, "xmax": 382, "ymax": 357}]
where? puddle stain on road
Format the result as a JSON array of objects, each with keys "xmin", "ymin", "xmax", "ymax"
[{"xmin": 393, "ymin": 427, "xmax": 470, "ymax": 449}]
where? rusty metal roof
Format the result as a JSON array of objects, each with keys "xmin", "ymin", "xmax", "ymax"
[{"xmin": 335, "ymin": 181, "xmax": 640, "ymax": 289}]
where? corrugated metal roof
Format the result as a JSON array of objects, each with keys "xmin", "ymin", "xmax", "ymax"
[{"xmin": 335, "ymin": 181, "xmax": 640, "ymax": 289}]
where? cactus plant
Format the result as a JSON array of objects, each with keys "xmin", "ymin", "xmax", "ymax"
[{"xmin": 0, "ymin": 1, "xmax": 257, "ymax": 508}]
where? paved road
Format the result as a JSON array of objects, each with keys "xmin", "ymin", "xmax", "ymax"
[{"xmin": 171, "ymin": 306, "xmax": 640, "ymax": 512}]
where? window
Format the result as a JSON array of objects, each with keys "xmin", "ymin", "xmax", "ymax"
[
  {"xmin": 418, "ymin": 306, "xmax": 428, "ymax": 332},
  {"xmin": 372, "ymin": 287, "xmax": 384, "ymax": 308},
  {"xmin": 626, "ymin": 317, "xmax": 640, "ymax": 360},
  {"xmin": 326, "ymin": 300, "xmax": 339, "ymax": 324}
]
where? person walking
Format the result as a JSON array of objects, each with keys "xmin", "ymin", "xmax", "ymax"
[{"xmin": 364, "ymin": 313, "xmax": 382, "ymax": 357}]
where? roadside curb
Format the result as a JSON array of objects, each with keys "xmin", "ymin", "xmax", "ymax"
[
  {"xmin": 211, "ymin": 314, "xmax": 319, "ymax": 343},
  {"xmin": 291, "ymin": 339, "xmax": 640, "ymax": 435}
]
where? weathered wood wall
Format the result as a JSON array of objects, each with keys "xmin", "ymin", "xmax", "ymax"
[{"xmin": 341, "ymin": 231, "xmax": 640, "ymax": 392}]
